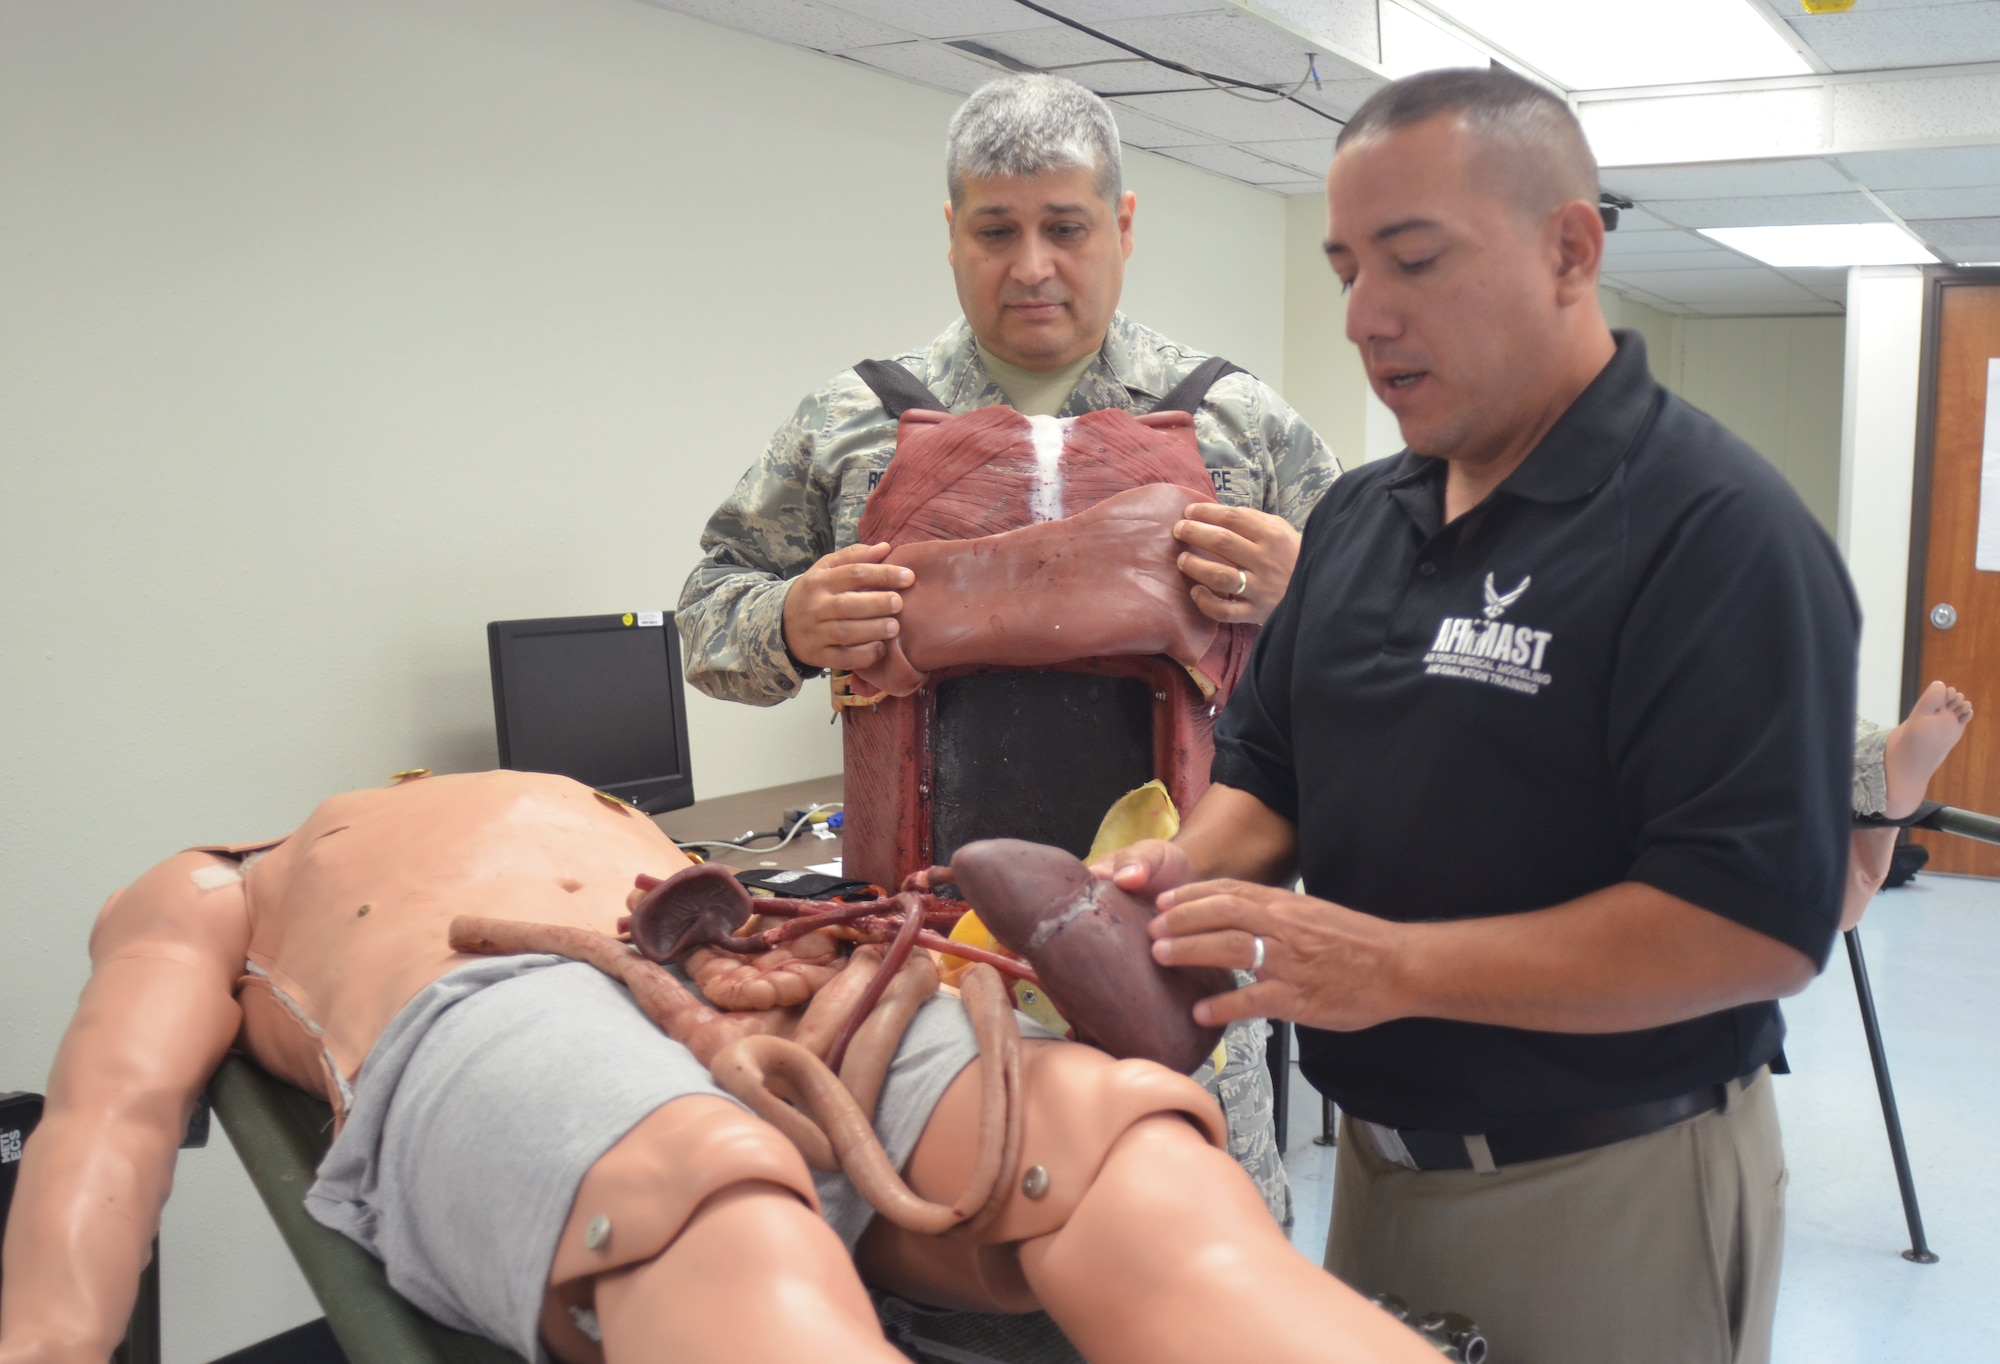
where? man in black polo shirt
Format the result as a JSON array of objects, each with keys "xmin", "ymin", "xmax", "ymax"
[{"xmin": 1105, "ymin": 69, "xmax": 1855, "ymax": 1363}]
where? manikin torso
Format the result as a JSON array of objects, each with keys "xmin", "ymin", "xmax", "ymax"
[{"xmin": 220, "ymin": 770, "xmax": 690, "ymax": 1112}]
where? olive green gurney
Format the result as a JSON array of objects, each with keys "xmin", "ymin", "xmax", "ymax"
[{"xmin": 202, "ymin": 1054, "xmax": 1085, "ymax": 1364}]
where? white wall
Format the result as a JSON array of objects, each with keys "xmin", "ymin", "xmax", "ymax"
[
  {"xmin": 1840, "ymin": 267, "xmax": 1927, "ymax": 723},
  {"xmin": 1600, "ymin": 291, "xmax": 1685, "ymax": 393},
  {"xmin": 0, "ymin": 2, "xmax": 1288, "ymax": 1358},
  {"xmin": 1675, "ymin": 317, "xmax": 1848, "ymax": 534}
]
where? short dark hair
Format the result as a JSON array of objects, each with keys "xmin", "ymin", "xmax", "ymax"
[{"xmin": 1337, "ymin": 67, "xmax": 1598, "ymax": 217}]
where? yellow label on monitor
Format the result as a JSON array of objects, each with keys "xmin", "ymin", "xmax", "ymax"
[{"xmin": 1800, "ymin": 0, "xmax": 1854, "ymax": 12}]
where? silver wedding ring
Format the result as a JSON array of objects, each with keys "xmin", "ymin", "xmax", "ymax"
[
  {"xmin": 1234, "ymin": 568, "xmax": 1249, "ymax": 598},
  {"xmin": 1249, "ymin": 934, "xmax": 1266, "ymax": 975}
]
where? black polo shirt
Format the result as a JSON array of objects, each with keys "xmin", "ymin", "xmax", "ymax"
[{"xmin": 1215, "ymin": 332, "xmax": 1857, "ymax": 1132}]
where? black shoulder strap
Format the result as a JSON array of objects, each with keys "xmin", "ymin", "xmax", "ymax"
[
  {"xmin": 1152, "ymin": 355, "xmax": 1247, "ymax": 415},
  {"xmin": 854, "ymin": 359, "xmax": 950, "ymax": 419}
]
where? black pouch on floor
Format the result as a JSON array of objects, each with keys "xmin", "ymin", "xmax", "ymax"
[
  {"xmin": 735, "ymin": 868, "xmax": 878, "ymax": 900},
  {"xmin": 1884, "ymin": 834, "xmax": 1930, "ymax": 889}
]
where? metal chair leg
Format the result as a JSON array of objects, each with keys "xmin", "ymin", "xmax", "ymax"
[
  {"xmin": 1845, "ymin": 927, "xmax": 1938, "ymax": 1264},
  {"xmin": 1315, "ymin": 1092, "xmax": 1337, "ymax": 1147},
  {"xmin": 1266, "ymin": 1021, "xmax": 1291, "ymax": 1155}
]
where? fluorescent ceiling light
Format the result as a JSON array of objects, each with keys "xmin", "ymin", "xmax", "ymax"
[
  {"xmin": 1380, "ymin": 2, "xmax": 1491, "ymax": 80},
  {"xmin": 1700, "ymin": 223, "xmax": 1937, "ymax": 267},
  {"xmin": 1423, "ymin": 0, "xmax": 1810, "ymax": 89}
]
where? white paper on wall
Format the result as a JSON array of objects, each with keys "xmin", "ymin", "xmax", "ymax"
[{"xmin": 1981, "ymin": 357, "xmax": 2000, "ymax": 572}]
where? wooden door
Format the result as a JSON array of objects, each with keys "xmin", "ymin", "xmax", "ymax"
[{"xmin": 1908, "ymin": 273, "xmax": 2000, "ymax": 877}]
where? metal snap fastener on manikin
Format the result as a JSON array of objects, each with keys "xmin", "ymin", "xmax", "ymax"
[
  {"xmin": 1930, "ymin": 602, "xmax": 1957, "ymax": 630},
  {"xmin": 1021, "ymin": 1165, "xmax": 1050, "ymax": 1199}
]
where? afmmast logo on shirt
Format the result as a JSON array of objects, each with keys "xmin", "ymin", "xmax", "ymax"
[{"xmin": 1423, "ymin": 572, "xmax": 1554, "ymax": 696}]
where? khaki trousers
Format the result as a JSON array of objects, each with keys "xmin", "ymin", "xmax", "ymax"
[{"xmin": 1326, "ymin": 1072, "xmax": 1785, "ymax": 1364}]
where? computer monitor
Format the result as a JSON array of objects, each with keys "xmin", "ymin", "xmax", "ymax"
[{"xmin": 487, "ymin": 611, "xmax": 694, "ymax": 814}]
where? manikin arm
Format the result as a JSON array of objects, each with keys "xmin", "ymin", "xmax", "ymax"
[
  {"xmin": 1112, "ymin": 784, "xmax": 1816, "ymax": 1036},
  {"xmin": 0, "ymin": 853, "xmax": 250, "ymax": 1364}
]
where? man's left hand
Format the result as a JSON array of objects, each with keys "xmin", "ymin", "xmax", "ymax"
[
  {"xmin": 1174, "ymin": 504, "xmax": 1300, "ymax": 625},
  {"xmin": 1147, "ymin": 878, "xmax": 1404, "ymax": 1032}
]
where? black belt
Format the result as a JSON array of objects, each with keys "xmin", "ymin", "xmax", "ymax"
[{"xmin": 1362, "ymin": 1069, "xmax": 1763, "ymax": 1172}]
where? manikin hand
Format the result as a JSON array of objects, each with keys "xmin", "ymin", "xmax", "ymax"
[
  {"xmin": 1173, "ymin": 503, "xmax": 1300, "ymax": 626},
  {"xmin": 781, "ymin": 542, "xmax": 915, "ymax": 672}
]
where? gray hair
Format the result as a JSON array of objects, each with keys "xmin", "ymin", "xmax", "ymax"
[
  {"xmin": 1338, "ymin": 67, "xmax": 1597, "ymax": 218},
  {"xmin": 946, "ymin": 74, "xmax": 1123, "ymax": 209}
]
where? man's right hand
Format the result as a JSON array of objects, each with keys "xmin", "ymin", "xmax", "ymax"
[{"xmin": 781, "ymin": 542, "xmax": 916, "ymax": 672}]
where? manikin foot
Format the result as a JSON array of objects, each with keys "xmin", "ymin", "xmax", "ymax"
[{"xmin": 1883, "ymin": 681, "xmax": 1974, "ymax": 819}]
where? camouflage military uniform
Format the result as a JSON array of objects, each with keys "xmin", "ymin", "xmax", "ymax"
[
  {"xmin": 1192, "ymin": 1010, "xmax": 1295, "ymax": 1226},
  {"xmin": 678, "ymin": 312, "xmax": 1340, "ymax": 707},
  {"xmin": 679, "ymin": 312, "xmax": 1328, "ymax": 1224}
]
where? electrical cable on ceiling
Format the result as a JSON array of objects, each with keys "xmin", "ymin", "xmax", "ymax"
[{"xmin": 1004, "ymin": 0, "xmax": 1344, "ymax": 124}]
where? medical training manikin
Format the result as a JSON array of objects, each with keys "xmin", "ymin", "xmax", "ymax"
[{"xmin": 0, "ymin": 769, "xmax": 1440, "ymax": 1364}]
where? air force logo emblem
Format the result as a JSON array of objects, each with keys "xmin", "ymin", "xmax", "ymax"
[
  {"xmin": 1482, "ymin": 572, "xmax": 1531, "ymax": 620},
  {"xmin": 1424, "ymin": 571, "xmax": 1554, "ymax": 696}
]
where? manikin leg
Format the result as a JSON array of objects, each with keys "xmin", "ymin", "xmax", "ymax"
[
  {"xmin": 1841, "ymin": 827, "xmax": 1897, "ymax": 932},
  {"xmin": 1018, "ymin": 1117, "xmax": 1434, "ymax": 1364},
  {"xmin": 1843, "ymin": 681, "xmax": 1973, "ymax": 930},
  {"xmin": 1882, "ymin": 680, "xmax": 1973, "ymax": 820},
  {"xmin": 540, "ymin": 1095, "xmax": 904, "ymax": 1364},
  {"xmin": 860, "ymin": 1041, "xmax": 1436, "ymax": 1364},
  {"xmin": 594, "ymin": 1184, "xmax": 902, "ymax": 1364}
]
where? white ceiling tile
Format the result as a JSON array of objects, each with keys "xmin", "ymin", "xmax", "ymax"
[
  {"xmin": 1602, "ymin": 227, "xmax": 1722, "ymax": 253},
  {"xmin": 1048, "ymin": 60, "xmax": 1220, "ymax": 93},
  {"xmin": 1682, "ymin": 299, "xmax": 1844, "ymax": 317},
  {"xmin": 841, "ymin": 40, "xmax": 1017, "ymax": 91},
  {"xmin": 817, "ymin": 0, "xmax": 1057, "ymax": 38},
  {"xmin": 1095, "ymin": 11, "xmax": 1331, "ymax": 86},
  {"xmin": 1644, "ymin": 192, "xmax": 1887, "ymax": 228},
  {"xmin": 1907, "ymin": 216, "xmax": 2000, "ymax": 261},
  {"xmin": 646, "ymin": 0, "xmax": 908, "ymax": 52},
  {"xmin": 1289, "ymin": 77, "xmax": 1389, "ymax": 121},
  {"xmin": 1599, "ymin": 250, "xmax": 1761, "ymax": 273},
  {"xmin": 1831, "ymin": 69, "xmax": 2000, "ymax": 146},
  {"xmin": 1604, "ymin": 281, "xmax": 1692, "ymax": 314},
  {"xmin": 1112, "ymin": 87, "xmax": 1343, "ymax": 143},
  {"xmin": 1611, "ymin": 206, "xmax": 1678, "ymax": 233},
  {"xmin": 1269, "ymin": 179, "xmax": 1328, "ymax": 195},
  {"xmin": 1599, "ymin": 159, "xmax": 1853, "ymax": 202},
  {"xmin": 1061, "ymin": 0, "xmax": 1235, "ymax": 20},
  {"xmin": 1876, "ymin": 184, "xmax": 2000, "ymax": 219},
  {"xmin": 1158, "ymin": 141, "xmax": 1300, "ymax": 183},
  {"xmin": 1837, "ymin": 144, "xmax": 2000, "ymax": 190},
  {"xmin": 1607, "ymin": 269, "xmax": 1819, "ymax": 304},
  {"xmin": 1240, "ymin": 136, "xmax": 1337, "ymax": 176},
  {"xmin": 1779, "ymin": 268, "xmax": 1850, "ymax": 304},
  {"xmin": 1785, "ymin": 5, "xmax": 2000, "ymax": 72},
  {"xmin": 1239, "ymin": 0, "xmax": 1382, "ymax": 65},
  {"xmin": 1109, "ymin": 101, "xmax": 1210, "ymax": 147},
  {"xmin": 960, "ymin": 23, "xmax": 1134, "ymax": 69}
]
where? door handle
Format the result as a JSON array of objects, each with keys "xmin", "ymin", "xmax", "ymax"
[{"xmin": 1929, "ymin": 602, "xmax": 1958, "ymax": 630}]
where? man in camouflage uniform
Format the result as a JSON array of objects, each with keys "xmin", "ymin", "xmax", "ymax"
[{"xmin": 678, "ymin": 73, "xmax": 1334, "ymax": 1225}]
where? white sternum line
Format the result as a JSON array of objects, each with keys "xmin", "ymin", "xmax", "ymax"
[{"xmin": 1026, "ymin": 415, "xmax": 1070, "ymax": 522}]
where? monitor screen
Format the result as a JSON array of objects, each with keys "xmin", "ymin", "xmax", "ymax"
[{"xmin": 487, "ymin": 612, "xmax": 694, "ymax": 814}]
